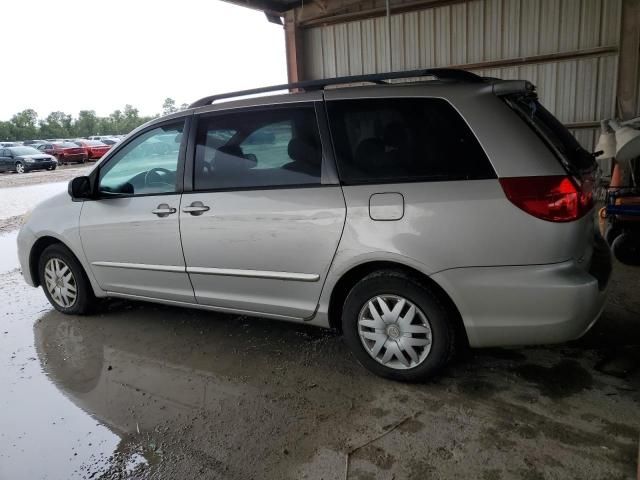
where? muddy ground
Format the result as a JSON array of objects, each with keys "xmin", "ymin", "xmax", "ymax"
[{"xmin": 0, "ymin": 170, "xmax": 638, "ymax": 479}]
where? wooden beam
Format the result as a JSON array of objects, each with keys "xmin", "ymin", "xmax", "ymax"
[
  {"xmin": 284, "ymin": 11, "xmax": 305, "ymax": 83},
  {"xmin": 617, "ymin": 0, "xmax": 640, "ymax": 119}
]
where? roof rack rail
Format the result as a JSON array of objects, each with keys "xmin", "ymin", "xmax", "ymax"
[{"xmin": 189, "ymin": 68, "xmax": 484, "ymax": 108}]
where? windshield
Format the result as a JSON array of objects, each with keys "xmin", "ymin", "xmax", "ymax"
[
  {"xmin": 505, "ymin": 95, "xmax": 596, "ymax": 175},
  {"xmin": 9, "ymin": 146, "xmax": 41, "ymax": 156}
]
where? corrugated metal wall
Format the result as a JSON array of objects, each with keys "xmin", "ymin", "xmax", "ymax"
[{"xmin": 302, "ymin": 0, "xmax": 623, "ymax": 154}]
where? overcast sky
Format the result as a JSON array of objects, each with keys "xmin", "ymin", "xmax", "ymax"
[{"xmin": 0, "ymin": 0, "xmax": 286, "ymax": 121}]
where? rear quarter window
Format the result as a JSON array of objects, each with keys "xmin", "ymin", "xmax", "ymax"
[
  {"xmin": 326, "ymin": 98, "xmax": 495, "ymax": 185},
  {"xmin": 503, "ymin": 96, "xmax": 596, "ymax": 176}
]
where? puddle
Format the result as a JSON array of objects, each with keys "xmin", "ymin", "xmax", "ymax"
[
  {"xmin": 0, "ymin": 182, "xmax": 68, "ymax": 220},
  {"xmin": 0, "ymin": 275, "xmax": 121, "ymax": 479},
  {"xmin": 0, "ymin": 231, "xmax": 19, "ymax": 274},
  {"xmin": 514, "ymin": 360, "xmax": 594, "ymax": 399}
]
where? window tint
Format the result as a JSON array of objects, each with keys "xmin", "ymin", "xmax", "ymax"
[
  {"xmin": 98, "ymin": 122, "xmax": 183, "ymax": 196},
  {"xmin": 327, "ymin": 98, "xmax": 495, "ymax": 184},
  {"xmin": 194, "ymin": 106, "xmax": 322, "ymax": 191}
]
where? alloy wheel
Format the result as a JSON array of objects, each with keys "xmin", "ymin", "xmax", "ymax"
[
  {"xmin": 15, "ymin": 163, "xmax": 24, "ymax": 173},
  {"xmin": 44, "ymin": 258, "xmax": 78, "ymax": 308},
  {"xmin": 357, "ymin": 295, "xmax": 432, "ymax": 370}
]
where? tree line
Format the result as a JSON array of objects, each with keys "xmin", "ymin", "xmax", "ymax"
[{"xmin": 0, "ymin": 98, "xmax": 188, "ymax": 141}]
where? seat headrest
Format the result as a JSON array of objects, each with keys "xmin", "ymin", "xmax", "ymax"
[
  {"xmin": 383, "ymin": 122, "xmax": 409, "ymax": 148},
  {"xmin": 288, "ymin": 138, "xmax": 322, "ymax": 166}
]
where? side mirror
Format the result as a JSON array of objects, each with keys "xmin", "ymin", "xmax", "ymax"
[{"xmin": 68, "ymin": 176, "xmax": 92, "ymax": 200}]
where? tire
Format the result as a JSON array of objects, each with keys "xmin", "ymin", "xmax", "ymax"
[
  {"xmin": 38, "ymin": 243, "xmax": 97, "ymax": 315},
  {"xmin": 15, "ymin": 162, "xmax": 25, "ymax": 174},
  {"xmin": 604, "ymin": 224, "xmax": 622, "ymax": 246},
  {"xmin": 47, "ymin": 165, "xmax": 57, "ymax": 171},
  {"xmin": 612, "ymin": 233, "xmax": 640, "ymax": 266},
  {"xmin": 342, "ymin": 270, "xmax": 455, "ymax": 382}
]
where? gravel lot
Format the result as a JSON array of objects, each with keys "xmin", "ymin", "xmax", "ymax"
[
  {"xmin": 0, "ymin": 163, "xmax": 93, "ymax": 189},
  {"xmin": 0, "ymin": 171, "xmax": 638, "ymax": 479}
]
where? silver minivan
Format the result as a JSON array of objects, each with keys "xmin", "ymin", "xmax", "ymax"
[{"xmin": 18, "ymin": 69, "xmax": 611, "ymax": 381}]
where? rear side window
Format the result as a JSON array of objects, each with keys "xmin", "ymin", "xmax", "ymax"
[
  {"xmin": 194, "ymin": 106, "xmax": 322, "ymax": 191},
  {"xmin": 327, "ymin": 98, "xmax": 494, "ymax": 184}
]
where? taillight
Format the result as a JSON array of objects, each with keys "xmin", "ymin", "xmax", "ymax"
[{"xmin": 499, "ymin": 175, "xmax": 593, "ymax": 222}]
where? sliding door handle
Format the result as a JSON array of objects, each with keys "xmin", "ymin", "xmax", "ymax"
[{"xmin": 183, "ymin": 201, "xmax": 210, "ymax": 216}]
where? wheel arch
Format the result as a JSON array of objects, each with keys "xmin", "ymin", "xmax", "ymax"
[
  {"xmin": 327, "ymin": 260, "xmax": 469, "ymax": 347},
  {"xmin": 29, "ymin": 236, "xmax": 65, "ymax": 287}
]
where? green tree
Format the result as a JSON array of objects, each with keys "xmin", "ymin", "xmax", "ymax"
[
  {"xmin": 107, "ymin": 109, "xmax": 123, "ymax": 134},
  {"xmin": 10, "ymin": 109, "xmax": 38, "ymax": 140},
  {"xmin": 39, "ymin": 111, "xmax": 73, "ymax": 139},
  {"xmin": 162, "ymin": 97, "xmax": 177, "ymax": 116},
  {"xmin": 0, "ymin": 121, "xmax": 14, "ymax": 141},
  {"xmin": 74, "ymin": 110, "xmax": 98, "ymax": 137},
  {"xmin": 122, "ymin": 104, "xmax": 141, "ymax": 134}
]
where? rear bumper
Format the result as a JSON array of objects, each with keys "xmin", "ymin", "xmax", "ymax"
[
  {"xmin": 432, "ymin": 256, "xmax": 610, "ymax": 348},
  {"xmin": 59, "ymin": 154, "xmax": 86, "ymax": 163}
]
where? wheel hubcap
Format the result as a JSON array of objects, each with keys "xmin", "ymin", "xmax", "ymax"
[
  {"xmin": 44, "ymin": 258, "xmax": 77, "ymax": 308},
  {"xmin": 357, "ymin": 295, "xmax": 432, "ymax": 370}
]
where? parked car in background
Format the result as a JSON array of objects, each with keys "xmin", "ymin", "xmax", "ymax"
[
  {"xmin": 72, "ymin": 140, "xmax": 111, "ymax": 160},
  {"xmin": 1, "ymin": 142, "xmax": 18, "ymax": 147},
  {"xmin": 37, "ymin": 142, "xmax": 87, "ymax": 164},
  {"xmin": 23, "ymin": 140, "xmax": 46, "ymax": 146},
  {"xmin": 0, "ymin": 146, "xmax": 57, "ymax": 173},
  {"xmin": 99, "ymin": 137, "xmax": 121, "ymax": 146}
]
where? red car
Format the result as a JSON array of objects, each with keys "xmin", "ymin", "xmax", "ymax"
[
  {"xmin": 37, "ymin": 142, "xmax": 88, "ymax": 164},
  {"xmin": 73, "ymin": 140, "xmax": 112, "ymax": 160}
]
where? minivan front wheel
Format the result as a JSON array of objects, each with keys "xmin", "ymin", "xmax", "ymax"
[
  {"xmin": 38, "ymin": 244, "xmax": 96, "ymax": 315},
  {"xmin": 342, "ymin": 271, "xmax": 455, "ymax": 382}
]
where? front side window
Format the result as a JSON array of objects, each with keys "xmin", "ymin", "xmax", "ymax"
[
  {"xmin": 327, "ymin": 98, "xmax": 495, "ymax": 184},
  {"xmin": 194, "ymin": 106, "xmax": 322, "ymax": 191},
  {"xmin": 98, "ymin": 122, "xmax": 183, "ymax": 196}
]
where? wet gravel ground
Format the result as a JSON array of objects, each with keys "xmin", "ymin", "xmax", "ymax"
[{"xmin": 0, "ymin": 174, "xmax": 639, "ymax": 479}]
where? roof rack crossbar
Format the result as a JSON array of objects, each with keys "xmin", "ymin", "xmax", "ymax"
[{"xmin": 189, "ymin": 68, "xmax": 484, "ymax": 108}]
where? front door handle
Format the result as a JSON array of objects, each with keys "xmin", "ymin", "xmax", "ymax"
[
  {"xmin": 182, "ymin": 201, "xmax": 210, "ymax": 216},
  {"xmin": 152, "ymin": 203, "xmax": 177, "ymax": 217}
]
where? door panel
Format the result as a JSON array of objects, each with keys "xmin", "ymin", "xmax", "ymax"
[
  {"xmin": 180, "ymin": 187, "xmax": 345, "ymax": 318},
  {"xmin": 81, "ymin": 195, "xmax": 194, "ymax": 302},
  {"xmin": 80, "ymin": 120, "xmax": 192, "ymax": 302}
]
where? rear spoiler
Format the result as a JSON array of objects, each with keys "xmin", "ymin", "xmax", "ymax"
[{"xmin": 488, "ymin": 79, "xmax": 536, "ymax": 97}]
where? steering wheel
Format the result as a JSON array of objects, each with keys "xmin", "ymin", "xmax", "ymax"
[{"xmin": 144, "ymin": 167, "xmax": 174, "ymax": 189}]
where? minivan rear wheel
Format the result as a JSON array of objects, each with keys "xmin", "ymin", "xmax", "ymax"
[
  {"xmin": 38, "ymin": 244, "xmax": 96, "ymax": 315},
  {"xmin": 342, "ymin": 270, "xmax": 455, "ymax": 382}
]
